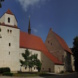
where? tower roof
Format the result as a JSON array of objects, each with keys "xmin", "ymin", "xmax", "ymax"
[{"xmin": 6, "ymin": 9, "xmax": 13, "ymax": 15}]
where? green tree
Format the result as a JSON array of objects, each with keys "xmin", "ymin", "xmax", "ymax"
[
  {"xmin": 0, "ymin": 0, "xmax": 4, "ymax": 8},
  {"xmin": 36, "ymin": 59, "xmax": 42, "ymax": 72},
  {"xmin": 20, "ymin": 49, "xmax": 30, "ymax": 71},
  {"xmin": 32, "ymin": 54, "xmax": 42, "ymax": 72},
  {"xmin": 72, "ymin": 36, "xmax": 78, "ymax": 72},
  {"xmin": 20, "ymin": 49, "xmax": 42, "ymax": 72}
]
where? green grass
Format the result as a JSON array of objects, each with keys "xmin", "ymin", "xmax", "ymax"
[
  {"xmin": 13, "ymin": 72, "xmax": 57, "ymax": 77},
  {"xmin": 13, "ymin": 72, "xmax": 48, "ymax": 77}
]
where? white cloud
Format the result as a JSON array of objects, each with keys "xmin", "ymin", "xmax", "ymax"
[
  {"xmin": 16, "ymin": 0, "xmax": 47, "ymax": 11},
  {"xmin": 32, "ymin": 28, "xmax": 38, "ymax": 33}
]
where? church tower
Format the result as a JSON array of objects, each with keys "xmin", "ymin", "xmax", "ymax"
[
  {"xmin": 28, "ymin": 17, "xmax": 31, "ymax": 34},
  {"xmin": 0, "ymin": 9, "xmax": 20, "ymax": 72},
  {"xmin": 0, "ymin": 9, "xmax": 17, "ymax": 26}
]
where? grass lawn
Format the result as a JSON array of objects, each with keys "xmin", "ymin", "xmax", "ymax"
[
  {"xmin": 13, "ymin": 72, "xmax": 47, "ymax": 77},
  {"xmin": 13, "ymin": 72, "xmax": 56, "ymax": 77}
]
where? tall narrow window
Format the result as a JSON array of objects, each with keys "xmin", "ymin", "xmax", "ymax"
[
  {"xmin": 10, "ymin": 30, "xmax": 12, "ymax": 33},
  {"xmin": 9, "ymin": 52, "xmax": 10, "ymax": 55},
  {"xmin": 51, "ymin": 43, "xmax": 52, "ymax": 45},
  {"xmin": 25, "ymin": 67, "xmax": 27, "ymax": 69},
  {"xmin": 48, "ymin": 41, "xmax": 49, "ymax": 43},
  {"xmin": 8, "ymin": 17, "xmax": 10, "ymax": 23},
  {"xmin": 34, "ymin": 67, "xmax": 35, "ymax": 70},
  {"xmin": 9, "ymin": 43, "xmax": 11, "ymax": 46},
  {"xmin": 0, "ymin": 28, "xmax": 1, "ymax": 32},
  {"xmin": 7, "ymin": 29, "xmax": 9, "ymax": 33},
  {"xmin": 0, "ymin": 34, "xmax": 2, "ymax": 38}
]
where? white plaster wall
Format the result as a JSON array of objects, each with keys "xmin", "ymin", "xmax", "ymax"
[
  {"xmin": 0, "ymin": 13, "xmax": 41, "ymax": 72},
  {"xmin": 71, "ymin": 55, "xmax": 75, "ymax": 71},
  {"xmin": 0, "ymin": 14, "xmax": 5, "ymax": 23},
  {"xmin": 0, "ymin": 13, "xmax": 17, "ymax": 26},
  {"xmin": 64, "ymin": 51, "xmax": 66, "ymax": 71},
  {"xmin": 5, "ymin": 14, "xmax": 17, "ymax": 26},
  {"xmin": 54, "ymin": 65, "xmax": 64, "ymax": 73},
  {"xmin": 0, "ymin": 25, "xmax": 20, "ymax": 72},
  {"xmin": 19, "ymin": 48, "xmax": 41, "ymax": 72},
  {"xmin": 0, "ymin": 24, "xmax": 41, "ymax": 72}
]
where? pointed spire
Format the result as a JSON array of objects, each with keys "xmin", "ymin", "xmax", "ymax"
[
  {"xmin": 28, "ymin": 16, "xmax": 31, "ymax": 34},
  {"xmin": 50, "ymin": 28, "xmax": 52, "ymax": 31},
  {"xmin": 6, "ymin": 9, "xmax": 13, "ymax": 15}
]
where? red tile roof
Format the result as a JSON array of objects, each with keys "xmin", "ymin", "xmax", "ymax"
[
  {"xmin": 6, "ymin": 9, "xmax": 13, "ymax": 15},
  {"xmin": 20, "ymin": 31, "xmax": 63, "ymax": 65},
  {"xmin": 53, "ymin": 32, "xmax": 72, "ymax": 54}
]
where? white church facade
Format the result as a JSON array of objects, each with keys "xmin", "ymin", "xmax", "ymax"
[{"xmin": 0, "ymin": 9, "xmax": 74, "ymax": 73}]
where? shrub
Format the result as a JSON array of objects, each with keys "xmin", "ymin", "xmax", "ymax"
[
  {"xmin": 3, "ymin": 72, "xmax": 13, "ymax": 76},
  {"xmin": 0, "ymin": 67, "xmax": 10, "ymax": 74},
  {"xmin": 0, "ymin": 68, "xmax": 3, "ymax": 73},
  {"xmin": 60, "ymin": 71, "xmax": 64, "ymax": 74}
]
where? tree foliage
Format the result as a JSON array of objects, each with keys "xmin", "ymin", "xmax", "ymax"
[
  {"xmin": 20, "ymin": 49, "xmax": 42, "ymax": 72},
  {"xmin": 0, "ymin": 0, "xmax": 4, "ymax": 8},
  {"xmin": 72, "ymin": 36, "xmax": 78, "ymax": 72}
]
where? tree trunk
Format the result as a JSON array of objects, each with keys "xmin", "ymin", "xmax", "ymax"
[{"xmin": 30, "ymin": 67, "xmax": 32, "ymax": 72}]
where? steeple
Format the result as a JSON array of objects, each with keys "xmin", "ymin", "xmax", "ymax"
[{"xmin": 28, "ymin": 17, "xmax": 31, "ymax": 34}]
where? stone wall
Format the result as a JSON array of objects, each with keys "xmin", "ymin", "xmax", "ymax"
[
  {"xmin": 41, "ymin": 52, "xmax": 54, "ymax": 72},
  {"xmin": 0, "ymin": 13, "xmax": 17, "ymax": 26},
  {"xmin": 45, "ymin": 29, "xmax": 64, "ymax": 62}
]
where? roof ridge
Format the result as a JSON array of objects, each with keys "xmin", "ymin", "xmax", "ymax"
[
  {"xmin": 53, "ymin": 31, "xmax": 72, "ymax": 54},
  {"xmin": 53, "ymin": 31, "xmax": 64, "ymax": 40},
  {"xmin": 6, "ymin": 9, "xmax": 13, "ymax": 15},
  {"xmin": 20, "ymin": 31, "xmax": 41, "ymax": 39}
]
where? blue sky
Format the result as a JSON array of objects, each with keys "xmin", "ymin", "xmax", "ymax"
[{"xmin": 0, "ymin": 0, "xmax": 78, "ymax": 48}]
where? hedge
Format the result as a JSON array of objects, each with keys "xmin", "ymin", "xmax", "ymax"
[
  {"xmin": 0, "ymin": 67, "xmax": 10, "ymax": 74},
  {"xmin": 3, "ymin": 72, "xmax": 13, "ymax": 76}
]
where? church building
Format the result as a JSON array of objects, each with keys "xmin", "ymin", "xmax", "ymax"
[{"xmin": 0, "ymin": 9, "xmax": 74, "ymax": 73}]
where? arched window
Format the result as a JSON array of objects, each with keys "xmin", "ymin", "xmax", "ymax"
[{"xmin": 8, "ymin": 17, "xmax": 10, "ymax": 23}]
